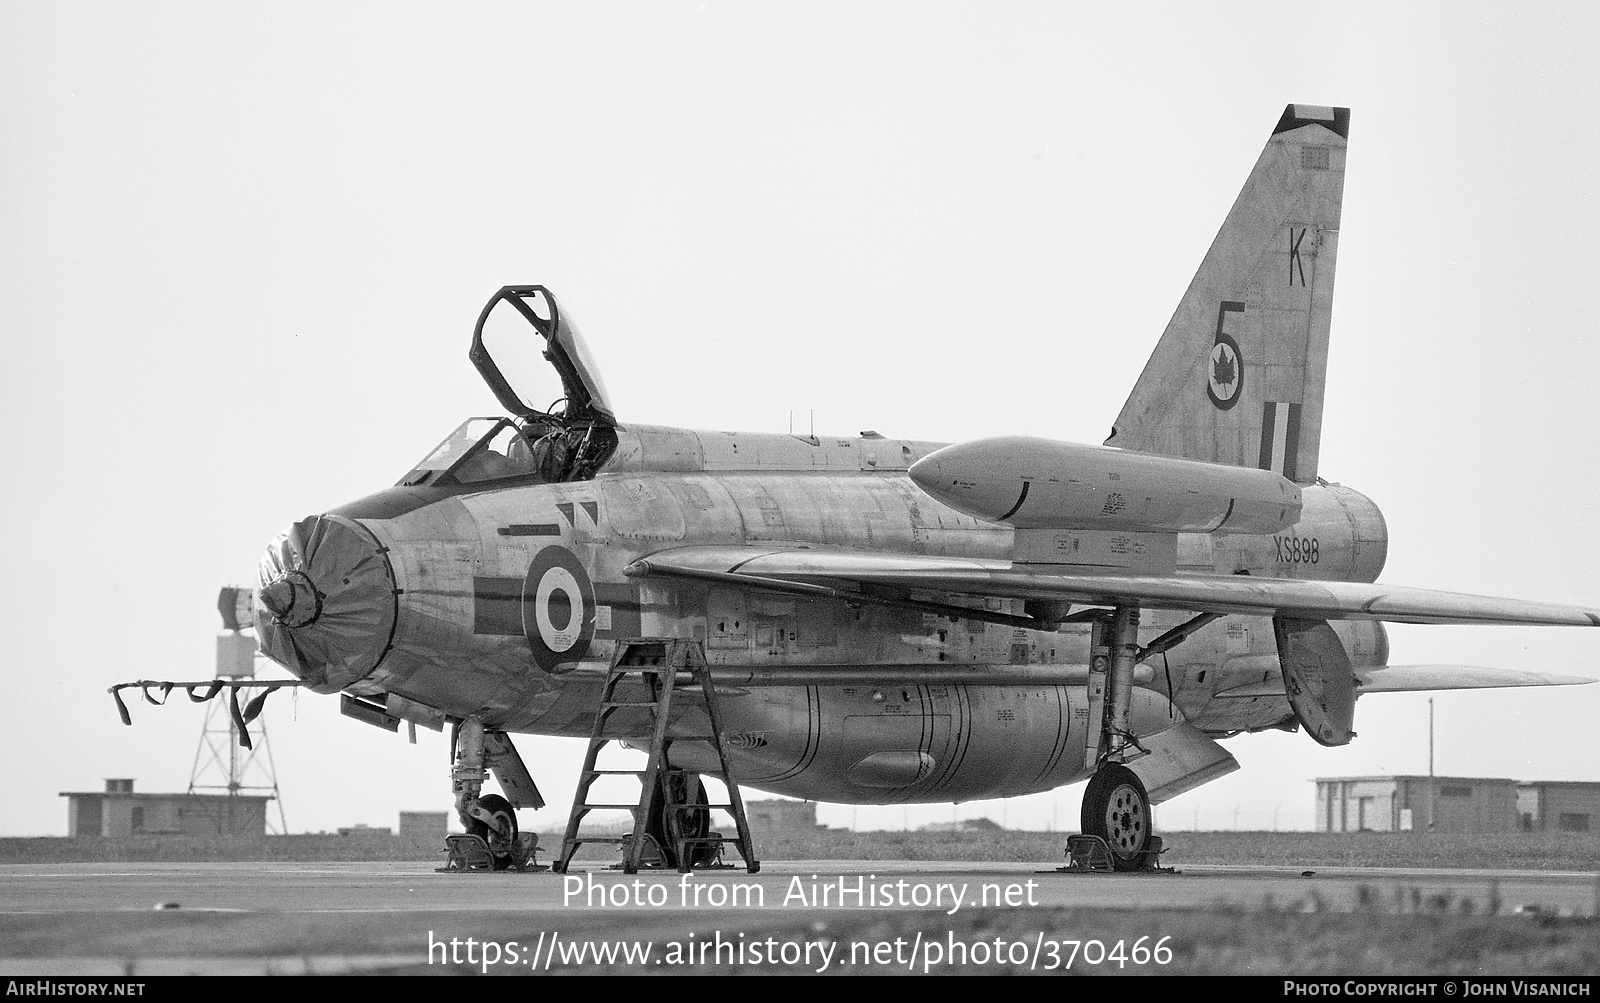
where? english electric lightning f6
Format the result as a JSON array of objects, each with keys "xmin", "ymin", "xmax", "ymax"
[{"xmin": 246, "ymin": 105, "xmax": 1596, "ymax": 870}]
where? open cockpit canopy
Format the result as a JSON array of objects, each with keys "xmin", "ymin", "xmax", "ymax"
[
  {"xmin": 397, "ymin": 287, "xmax": 620, "ymax": 490},
  {"xmin": 469, "ymin": 285, "xmax": 615, "ymax": 428}
]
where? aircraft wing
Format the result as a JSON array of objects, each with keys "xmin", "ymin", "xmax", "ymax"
[
  {"xmin": 1213, "ymin": 665, "xmax": 1596, "ymax": 698},
  {"xmin": 625, "ymin": 546, "xmax": 1600, "ymax": 627},
  {"xmin": 1352, "ymin": 664, "xmax": 1596, "ymax": 692}
]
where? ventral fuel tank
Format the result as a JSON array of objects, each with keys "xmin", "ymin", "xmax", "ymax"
[{"xmin": 909, "ymin": 436, "xmax": 1301, "ymax": 535}]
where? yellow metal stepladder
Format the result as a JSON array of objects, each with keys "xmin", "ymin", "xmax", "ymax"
[{"xmin": 553, "ymin": 639, "xmax": 759, "ymax": 874}]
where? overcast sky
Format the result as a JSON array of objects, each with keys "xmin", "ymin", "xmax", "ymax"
[{"xmin": 2, "ymin": 2, "xmax": 1596, "ymax": 838}]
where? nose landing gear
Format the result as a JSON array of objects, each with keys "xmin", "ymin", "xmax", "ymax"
[
  {"xmin": 467, "ymin": 794, "xmax": 520, "ymax": 870},
  {"xmin": 448, "ymin": 717, "xmax": 544, "ymax": 871}
]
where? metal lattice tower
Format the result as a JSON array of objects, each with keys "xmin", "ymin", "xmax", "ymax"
[{"xmin": 188, "ymin": 621, "xmax": 289, "ymax": 835}]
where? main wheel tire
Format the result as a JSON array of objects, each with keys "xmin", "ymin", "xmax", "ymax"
[
  {"xmin": 647, "ymin": 772, "xmax": 713, "ymax": 869},
  {"xmin": 468, "ymin": 794, "xmax": 518, "ymax": 871},
  {"xmin": 1081, "ymin": 764, "xmax": 1152, "ymax": 872},
  {"xmin": 678, "ymin": 776, "xmax": 720, "ymax": 868}
]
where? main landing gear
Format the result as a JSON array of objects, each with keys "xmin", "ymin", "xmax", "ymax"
[
  {"xmin": 1079, "ymin": 764, "xmax": 1154, "ymax": 871},
  {"xmin": 555, "ymin": 639, "xmax": 759, "ymax": 874},
  {"xmin": 1073, "ymin": 605, "xmax": 1163, "ymax": 872}
]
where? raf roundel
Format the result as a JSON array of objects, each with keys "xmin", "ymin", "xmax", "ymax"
[
  {"xmin": 1206, "ymin": 333, "xmax": 1244, "ymax": 411},
  {"xmin": 521, "ymin": 546, "xmax": 596, "ymax": 674}
]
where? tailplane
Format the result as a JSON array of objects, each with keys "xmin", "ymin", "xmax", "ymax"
[{"xmin": 1105, "ymin": 104, "xmax": 1348, "ymax": 484}]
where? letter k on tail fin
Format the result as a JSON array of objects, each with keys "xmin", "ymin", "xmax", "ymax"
[{"xmin": 1106, "ymin": 104, "xmax": 1348, "ymax": 484}]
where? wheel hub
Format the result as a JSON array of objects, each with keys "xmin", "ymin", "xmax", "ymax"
[
  {"xmin": 1105, "ymin": 785, "xmax": 1147, "ymax": 853},
  {"xmin": 486, "ymin": 810, "xmax": 514, "ymax": 855}
]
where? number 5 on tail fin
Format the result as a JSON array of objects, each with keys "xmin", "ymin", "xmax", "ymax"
[{"xmin": 1107, "ymin": 104, "xmax": 1350, "ymax": 485}]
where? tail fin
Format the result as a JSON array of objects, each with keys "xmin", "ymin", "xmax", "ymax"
[{"xmin": 1105, "ymin": 104, "xmax": 1348, "ymax": 484}]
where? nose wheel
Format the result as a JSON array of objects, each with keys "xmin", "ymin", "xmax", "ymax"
[
  {"xmin": 1080, "ymin": 764, "xmax": 1152, "ymax": 871},
  {"xmin": 467, "ymin": 794, "xmax": 519, "ymax": 870}
]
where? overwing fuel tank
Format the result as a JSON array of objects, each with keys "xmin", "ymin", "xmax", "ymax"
[{"xmin": 908, "ymin": 436, "xmax": 1301, "ymax": 535}]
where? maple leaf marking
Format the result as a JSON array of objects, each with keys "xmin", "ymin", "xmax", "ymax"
[{"xmin": 1212, "ymin": 345, "xmax": 1237, "ymax": 389}]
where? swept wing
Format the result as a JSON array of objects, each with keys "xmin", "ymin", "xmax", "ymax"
[
  {"xmin": 1212, "ymin": 665, "xmax": 1597, "ymax": 698},
  {"xmin": 625, "ymin": 546, "xmax": 1600, "ymax": 628}
]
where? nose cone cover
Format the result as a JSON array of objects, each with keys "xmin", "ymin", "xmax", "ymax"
[{"xmin": 255, "ymin": 513, "xmax": 398, "ymax": 693}]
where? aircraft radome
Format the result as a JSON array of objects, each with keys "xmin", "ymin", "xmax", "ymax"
[{"xmin": 165, "ymin": 104, "xmax": 1600, "ymax": 872}]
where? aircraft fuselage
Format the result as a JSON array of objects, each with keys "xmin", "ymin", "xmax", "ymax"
[{"xmin": 297, "ymin": 423, "xmax": 1388, "ymax": 804}]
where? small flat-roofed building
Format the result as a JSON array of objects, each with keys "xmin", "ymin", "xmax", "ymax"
[
  {"xmin": 60, "ymin": 779, "xmax": 271, "ymax": 837},
  {"xmin": 745, "ymin": 799, "xmax": 819, "ymax": 834},
  {"xmin": 1315, "ymin": 776, "xmax": 1518, "ymax": 834},
  {"xmin": 1516, "ymin": 781, "xmax": 1600, "ymax": 834},
  {"xmin": 921, "ymin": 817, "xmax": 1006, "ymax": 833},
  {"xmin": 399, "ymin": 811, "xmax": 449, "ymax": 840}
]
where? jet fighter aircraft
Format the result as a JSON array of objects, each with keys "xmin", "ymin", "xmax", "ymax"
[{"xmin": 250, "ymin": 104, "xmax": 1599, "ymax": 870}]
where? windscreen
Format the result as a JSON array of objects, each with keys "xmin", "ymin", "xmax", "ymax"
[
  {"xmin": 403, "ymin": 418, "xmax": 548, "ymax": 485},
  {"xmin": 411, "ymin": 418, "xmax": 505, "ymax": 472}
]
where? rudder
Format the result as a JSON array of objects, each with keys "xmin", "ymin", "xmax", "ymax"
[{"xmin": 1105, "ymin": 104, "xmax": 1348, "ymax": 484}]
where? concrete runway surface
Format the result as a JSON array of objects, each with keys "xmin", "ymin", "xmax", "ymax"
[{"xmin": 2, "ymin": 859, "xmax": 1596, "ymax": 975}]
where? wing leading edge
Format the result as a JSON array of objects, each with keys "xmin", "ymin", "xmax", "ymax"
[
  {"xmin": 625, "ymin": 546, "xmax": 1600, "ymax": 628},
  {"xmin": 1213, "ymin": 665, "xmax": 1597, "ymax": 699}
]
